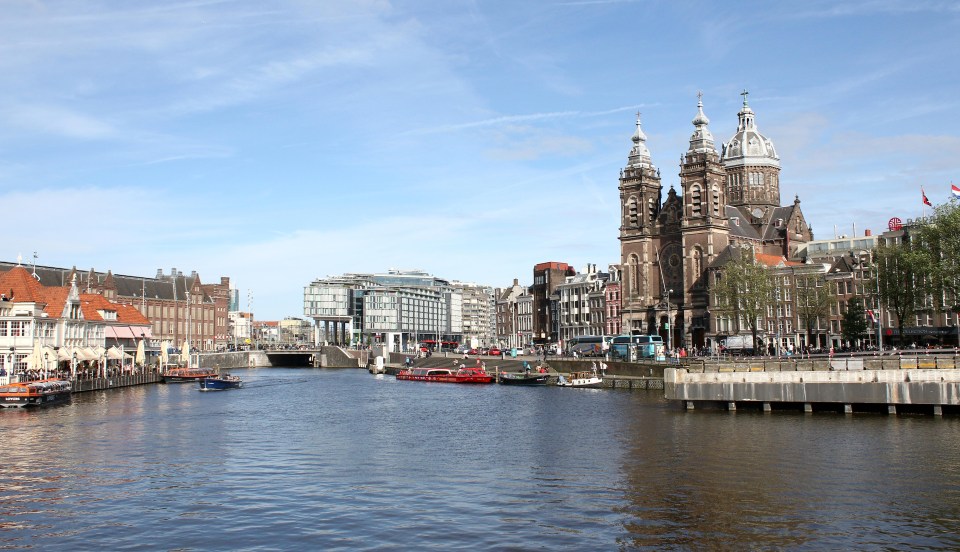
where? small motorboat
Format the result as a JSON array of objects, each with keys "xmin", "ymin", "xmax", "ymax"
[
  {"xmin": 198, "ymin": 374, "xmax": 243, "ymax": 391},
  {"xmin": 498, "ymin": 372, "xmax": 549, "ymax": 385},
  {"xmin": 0, "ymin": 379, "xmax": 73, "ymax": 408},
  {"xmin": 556, "ymin": 371, "xmax": 603, "ymax": 388}
]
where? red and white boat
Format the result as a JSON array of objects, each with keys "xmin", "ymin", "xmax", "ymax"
[{"xmin": 396, "ymin": 366, "xmax": 494, "ymax": 384}]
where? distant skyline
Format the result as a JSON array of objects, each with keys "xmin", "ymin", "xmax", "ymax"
[{"xmin": 2, "ymin": 1, "xmax": 958, "ymax": 319}]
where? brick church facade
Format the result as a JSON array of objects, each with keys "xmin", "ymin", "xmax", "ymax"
[{"xmin": 618, "ymin": 93, "xmax": 814, "ymax": 349}]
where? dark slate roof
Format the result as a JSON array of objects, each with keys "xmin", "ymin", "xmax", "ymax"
[
  {"xmin": 725, "ymin": 206, "xmax": 762, "ymax": 240},
  {"xmin": 0, "ymin": 262, "xmax": 208, "ymax": 303},
  {"xmin": 760, "ymin": 205, "xmax": 795, "ymax": 242}
]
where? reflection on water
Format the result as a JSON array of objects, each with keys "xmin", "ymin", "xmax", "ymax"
[{"xmin": 1, "ymin": 369, "xmax": 960, "ymax": 550}]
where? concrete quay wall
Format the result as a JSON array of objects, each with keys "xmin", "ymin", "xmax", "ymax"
[{"xmin": 666, "ymin": 367, "xmax": 960, "ymax": 412}]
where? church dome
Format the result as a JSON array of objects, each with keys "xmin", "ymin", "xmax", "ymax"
[{"xmin": 720, "ymin": 91, "xmax": 779, "ymax": 169}]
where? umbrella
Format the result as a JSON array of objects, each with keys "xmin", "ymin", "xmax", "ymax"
[
  {"xmin": 135, "ymin": 339, "xmax": 146, "ymax": 367},
  {"xmin": 106, "ymin": 346, "xmax": 126, "ymax": 360},
  {"xmin": 182, "ymin": 340, "xmax": 191, "ymax": 368},
  {"xmin": 28, "ymin": 341, "xmax": 43, "ymax": 371},
  {"xmin": 160, "ymin": 341, "xmax": 169, "ymax": 368}
]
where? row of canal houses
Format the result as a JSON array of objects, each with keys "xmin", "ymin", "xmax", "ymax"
[{"xmin": 0, "ymin": 261, "xmax": 232, "ymax": 385}]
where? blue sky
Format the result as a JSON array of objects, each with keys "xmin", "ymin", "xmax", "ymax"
[{"xmin": 2, "ymin": 0, "xmax": 958, "ymax": 320}]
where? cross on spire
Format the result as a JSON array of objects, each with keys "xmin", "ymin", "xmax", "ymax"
[
  {"xmin": 697, "ymin": 90, "xmax": 703, "ymax": 102},
  {"xmin": 740, "ymin": 89, "xmax": 749, "ymax": 106}
]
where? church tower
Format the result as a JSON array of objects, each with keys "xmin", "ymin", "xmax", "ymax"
[
  {"xmin": 720, "ymin": 91, "xmax": 781, "ymax": 224},
  {"xmin": 679, "ymin": 94, "xmax": 729, "ymax": 348},
  {"xmin": 619, "ymin": 113, "xmax": 662, "ymax": 334}
]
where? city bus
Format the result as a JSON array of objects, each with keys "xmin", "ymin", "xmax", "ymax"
[
  {"xmin": 610, "ymin": 334, "xmax": 664, "ymax": 361},
  {"xmin": 566, "ymin": 335, "xmax": 612, "ymax": 357}
]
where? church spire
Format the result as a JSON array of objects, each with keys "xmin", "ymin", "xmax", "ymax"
[
  {"xmin": 627, "ymin": 112, "xmax": 654, "ymax": 169},
  {"xmin": 687, "ymin": 91, "xmax": 715, "ymax": 153}
]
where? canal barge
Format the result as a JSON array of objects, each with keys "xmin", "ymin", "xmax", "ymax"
[
  {"xmin": 0, "ymin": 379, "xmax": 73, "ymax": 408},
  {"xmin": 396, "ymin": 366, "xmax": 494, "ymax": 384}
]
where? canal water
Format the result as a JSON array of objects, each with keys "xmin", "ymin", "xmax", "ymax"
[{"xmin": 2, "ymin": 368, "xmax": 960, "ymax": 551}]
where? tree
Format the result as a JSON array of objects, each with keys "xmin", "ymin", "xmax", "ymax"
[
  {"xmin": 917, "ymin": 199, "xmax": 960, "ymax": 311},
  {"xmin": 875, "ymin": 239, "xmax": 927, "ymax": 347},
  {"xmin": 841, "ymin": 297, "xmax": 868, "ymax": 349},
  {"xmin": 711, "ymin": 246, "xmax": 775, "ymax": 355},
  {"xmin": 795, "ymin": 272, "xmax": 834, "ymax": 351}
]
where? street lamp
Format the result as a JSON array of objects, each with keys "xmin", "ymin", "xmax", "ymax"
[
  {"xmin": 43, "ymin": 351, "xmax": 49, "ymax": 379},
  {"xmin": 72, "ymin": 352, "xmax": 78, "ymax": 380},
  {"xmin": 667, "ymin": 289, "xmax": 674, "ymax": 357}
]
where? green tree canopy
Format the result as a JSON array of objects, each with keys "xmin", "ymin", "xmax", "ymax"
[
  {"xmin": 795, "ymin": 272, "xmax": 835, "ymax": 350},
  {"xmin": 917, "ymin": 199, "xmax": 960, "ymax": 310},
  {"xmin": 841, "ymin": 297, "xmax": 869, "ymax": 347},
  {"xmin": 711, "ymin": 246, "xmax": 775, "ymax": 355},
  {"xmin": 875, "ymin": 238, "xmax": 927, "ymax": 346}
]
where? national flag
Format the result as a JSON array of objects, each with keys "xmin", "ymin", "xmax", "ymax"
[
  {"xmin": 922, "ymin": 187, "xmax": 932, "ymax": 206},
  {"xmin": 866, "ymin": 309, "xmax": 876, "ymax": 324},
  {"xmin": 952, "ymin": 183, "xmax": 960, "ymax": 198}
]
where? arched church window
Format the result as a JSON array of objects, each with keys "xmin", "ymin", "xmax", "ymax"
[{"xmin": 629, "ymin": 254, "xmax": 641, "ymax": 295}]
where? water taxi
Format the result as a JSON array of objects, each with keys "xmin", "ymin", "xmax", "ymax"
[
  {"xmin": 0, "ymin": 379, "xmax": 73, "ymax": 408},
  {"xmin": 396, "ymin": 366, "xmax": 494, "ymax": 384}
]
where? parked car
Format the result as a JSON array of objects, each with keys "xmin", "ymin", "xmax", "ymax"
[
  {"xmin": 488, "ymin": 347, "xmax": 501, "ymax": 357},
  {"xmin": 466, "ymin": 348, "xmax": 479, "ymax": 355}
]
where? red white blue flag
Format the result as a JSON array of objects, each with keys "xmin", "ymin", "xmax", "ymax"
[
  {"xmin": 922, "ymin": 188, "xmax": 932, "ymax": 206},
  {"xmin": 952, "ymin": 183, "xmax": 960, "ymax": 198}
]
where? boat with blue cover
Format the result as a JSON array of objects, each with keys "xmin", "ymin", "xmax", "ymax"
[{"xmin": 198, "ymin": 374, "xmax": 243, "ymax": 391}]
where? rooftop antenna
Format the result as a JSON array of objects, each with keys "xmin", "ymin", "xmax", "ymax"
[{"xmin": 32, "ymin": 251, "xmax": 39, "ymax": 281}]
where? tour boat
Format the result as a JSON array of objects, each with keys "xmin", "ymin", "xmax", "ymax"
[
  {"xmin": 498, "ymin": 372, "xmax": 549, "ymax": 385},
  {"xmin": 0, "ymin": 379, "xmax": 73, "ymax": 408},
  {"xmin": 556, "ymin": 371, "xmax": 603, "ymax": 388},
  {"xmin": 161, "ymin": 367, "xmax": 218, "ymax": 383},
  {"xmin": 396, "ymin": 366, "xmax": 494, "ymax": 384},
  {"xmin": 198, "ymin": 374, "xmax": 243, "ymax": 391}
]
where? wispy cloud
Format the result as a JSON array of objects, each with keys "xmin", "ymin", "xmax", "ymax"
[
  {"xmin": 406, "ymin": 105, "xmax": 644, "ymax": 136},
  {"xmin": 1, "ymin": 104, "xmax": 117, "ymax": 139}
]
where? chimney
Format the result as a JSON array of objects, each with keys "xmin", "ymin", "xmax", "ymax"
[
  {"xmin": 513, "ymin": 278, "xmax": 519, "ymax": 286},
  {"xmin": 865, "ymin": 229, "xmax": 872, "ymax": 237}
]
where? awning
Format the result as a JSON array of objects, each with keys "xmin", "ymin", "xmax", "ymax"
[{"xmin": 106, "ymin": 326, "xmax": 136, "ymax": 339}]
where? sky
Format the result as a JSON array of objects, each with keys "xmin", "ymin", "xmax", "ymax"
[{"xmin": 2, "ymin": 0, "xmax": 959, "ymax": 320}]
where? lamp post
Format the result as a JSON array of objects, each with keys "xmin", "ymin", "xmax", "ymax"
[
  {"xmin": 43, "ymin": 351, "xmax": 49, "ymax": 379},
  {"xmin": 666, "ymin": 289, "xmax": 673, "ymax": 358},
  {"xmin": 54, "ymin": 346, "xmax": 60, "ymax": 379},
  {"xmin": 72, "ymin": 352, "xmax": 78, "ymax": 380}
]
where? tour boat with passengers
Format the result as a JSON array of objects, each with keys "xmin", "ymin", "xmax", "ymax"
[
  {"xmin": 0, "ymin": 379, "xmax": 73, "ymax": 408},
  {"xmin": 396, "ymin": 366, "xmax": 494, "ymax": 384},
  {"xmin": 161, "ymin": 367, "xmax": 219, "ymax": 383}
]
